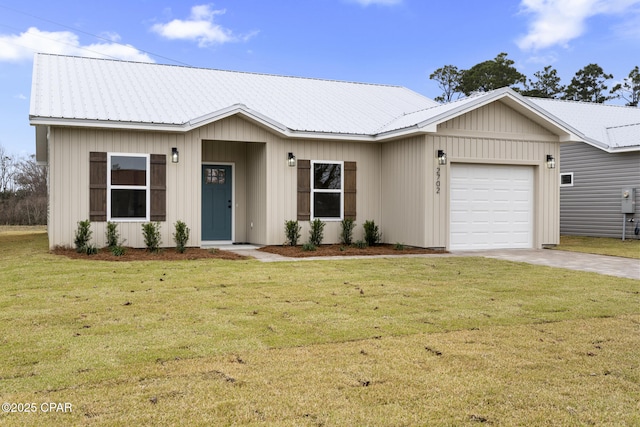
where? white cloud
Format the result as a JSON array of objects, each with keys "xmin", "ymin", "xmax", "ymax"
[
  {"xmin": 151, "ymin": 4, "xmax": 255, "ymax": 47},
  {"xmin": 350, "ymin": 0, "xmax": 402, "ymax": 5},
  {"xmin": 517, "ymin": 0, "xmax": 640, "ymax": 50},
  {"xmin": 0, "ymin": 27, "xmax": 154, "ymax": 63}
]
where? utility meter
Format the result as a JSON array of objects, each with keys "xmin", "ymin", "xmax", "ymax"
[{"xmin": 621, "ymin": 188, "xmax": 636, "ymax": 214}]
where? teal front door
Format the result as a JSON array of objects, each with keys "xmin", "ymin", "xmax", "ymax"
[{"xmin": 202, "ymin": 165, "xmax": 232, "ymax": 241}]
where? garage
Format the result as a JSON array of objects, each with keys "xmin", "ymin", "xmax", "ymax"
[{"xmin": 450, "ymin": 164, "xmax": 534, "ymax": 250}]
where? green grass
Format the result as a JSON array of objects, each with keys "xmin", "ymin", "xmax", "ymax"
[
  {"xmin": 556, "ymin": 235, "xmax": 640, "ymax": 259},
  {"xmin": 1, "ymin": 229, "xmax": 639, "ymax": 426}
]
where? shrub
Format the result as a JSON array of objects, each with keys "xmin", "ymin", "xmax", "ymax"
[
  {"xmin": 84, "ymin": 244, "xmax": 98, "ymax": 255},
  {"xmin": 302, "ymin": 243, "xmax": 317, "ymax": 251},
  {"xmin": 110, "ymin": 245, "xmax": 126, "ymax": 256},
  {"xmin": 340, "ymin": 218, "xmax": 355, "ymax": 245},
  {"xmin": 74, "ymin": 219, "xmax": 93, "ymax": 253},
  {"xmin": 284, "ymin": 220, "xmax": 301, "ymax": 246},
  {"xmin": 173, "ymin": 220, "xmax": 190, "ymax": 253},
  {"xmin": 353, "ymin": 240, "xmax": 368, "ymax": 249},
  {"xmin": 394, "ymin": 242, "xmax": 405, "ymax": 251},
  {"xmin": 363, "ymin": 220, "xmax": 381, "ymax": 246},
  {"xmin": 142, "ymin": 222, "xmax": 162, "ymax": 253},
  {"xmin": 308, "ymin": 218, "xmax": 325, "ymax": 246},
  {"xmin": 106, "ymin": 222, "xmax": 120, "ymax": 248}
]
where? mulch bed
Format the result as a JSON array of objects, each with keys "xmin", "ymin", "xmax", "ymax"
[
  {"xmin": 258, "ymin": 244, "xmax": 446, "ymax": 258},
  {"xmin": 51, "ymin": 246, "xmax": 248, "ymax": 261}
]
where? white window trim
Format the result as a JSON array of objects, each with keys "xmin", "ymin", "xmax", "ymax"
[
  {"xmin": 107, "ymin": 153, "xmax": 151, "ymax": 222},
  {"xmin": 560, "ymin": 172, "xmax": 574, "ymax": 187},
  {"xmin": 311, "ymin": 160, "xmax": 344, "ymax": 221}
]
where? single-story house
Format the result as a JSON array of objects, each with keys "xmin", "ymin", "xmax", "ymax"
[
  {"xmin": 527, "ymin": 98, "xmax": 640, "ymax": 239},
  {"xmin": 30, "ymin": 54, "xmax": 581, "ymax": 251}
]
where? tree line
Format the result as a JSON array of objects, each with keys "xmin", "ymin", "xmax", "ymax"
[
  {"xmin": 0, "ymin": 144, "xmax": 47, "ymax": 225},
  {"xmin": 429, "ymin": 52, "xmax": 639, "ymax": 106}
]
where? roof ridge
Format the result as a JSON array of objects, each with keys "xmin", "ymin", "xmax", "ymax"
[
  {"xmin": 35, "ymin": 53, "xmax": 407, "ymax": 89},
  {"xmin": 527, "ymin": 96, "xmax": 640, "ymax": 110}
]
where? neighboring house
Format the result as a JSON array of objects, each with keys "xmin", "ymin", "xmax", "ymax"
[
  {"xmin": 30, "ymin": 54, "xmax": 579, "ymax": 251},
  {"xmin": 528, "ymin": 99, "xmax": 640, "ymax": 239}
]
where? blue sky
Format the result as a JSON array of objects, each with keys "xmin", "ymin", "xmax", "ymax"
[{"xmin": 1, "ymin": 0, "xmax": 639, "ymax": 156}]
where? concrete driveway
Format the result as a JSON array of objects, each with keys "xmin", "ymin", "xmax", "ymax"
[
  {"xmin": 451, "ymin": 249, "xmax": 640, "ymax": 280},
  {"xmin": 226, "ymin": 246, "xmax": 639, "ymax": 280}
]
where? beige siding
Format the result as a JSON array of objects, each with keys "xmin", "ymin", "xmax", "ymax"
[
  {"xmin": 381, "ymin": 136, "xmax": 428, "ymax": 247},
  {"xmin": 265, "ymin": 139, "xmax": 382, "ymax": 245},
  {"xmin": 48, "ymin": 127, "xmax": 201, "ymax": 249},
  {"xmin": 429, "ymin": 103, "xmax": 560, "ymax": 249}
]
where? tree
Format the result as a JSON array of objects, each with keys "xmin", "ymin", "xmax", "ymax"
[
  {"xmin": 611, "ymin": 66, "xmax": 640, "ymax": 107},
  {"xmin": 459, "ymin": 52, "xmax": 526, "ymax": 95},
  {"xmin": 563, "ymin": 63, "xmax": 613, "ymax": 103},
  {"xmin": 0, "ymin": 145, "xmax": 16, "ymax": 195},
  {"xmin": 429, "ymin": 65, "xmax": 463, "ymax": 103},
  {"xmin": 521, "ymin": 66, "xmax": 565, "ymax": 99}
]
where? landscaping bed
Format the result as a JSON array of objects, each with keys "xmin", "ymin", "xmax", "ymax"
[
  {"xmin": 259, "ymin": 243, "xmax": 446, "ymax": 257},
  {"xmin": 51, "ymin": 246, "xmax": 248, "ymax": 261}
]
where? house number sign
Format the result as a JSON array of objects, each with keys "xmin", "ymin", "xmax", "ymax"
[{"xmin": 436, "ymin": 167, "xmax": 441, "ymax": 195}]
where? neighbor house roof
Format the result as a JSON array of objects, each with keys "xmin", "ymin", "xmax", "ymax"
[
  {"xmin": 527, "ymin": 97, "xmax": 640, "ymax": 153},
  {"xmin": 30, "ymin": 54, "xmax": 441, "ymax": 138}
]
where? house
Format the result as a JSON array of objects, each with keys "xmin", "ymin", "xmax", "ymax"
[
  {"xmin": 30, "ymin": 54, "xmax": 579, "ymax": 251},
  {"xmin": 527, "ymin": 98, "xmax": 640, "ymax": 239}
]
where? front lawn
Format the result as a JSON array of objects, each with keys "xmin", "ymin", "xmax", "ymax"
[
  {"xmin": 1, "ymin": 230, "xmax": 638, "ymax": 426},
  {"xmin": 556, "ymin": 235, "xmax": 640, "ymax": 259}
]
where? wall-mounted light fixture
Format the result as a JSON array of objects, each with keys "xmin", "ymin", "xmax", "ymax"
[
  {"xmin": 171, "ymin": 147, "xmax": 179, "ymax": 163},
  {"xmin": 287, "ymin": 152, "xmax": 296, "ymax": 167},
  {"xmin": 546, "ymin": 154, "xmax": 555, "ymax": 169},
  {"xmin": 437, "ymin": 150, "xmax": 447, "ymax": 165}
]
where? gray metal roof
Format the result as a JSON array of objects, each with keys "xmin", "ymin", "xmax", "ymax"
[
  {"xmin": 29, "ymin": 54, "xmax": 439, "ymax": 137},
  {"xmin": 527, "ymin": 97, "xmax": 640, "ymax": 152}
]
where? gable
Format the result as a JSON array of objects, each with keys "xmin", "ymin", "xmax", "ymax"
[{"xmin": 437, "ymin": 101, "xmax": 556, "ymax": 138}]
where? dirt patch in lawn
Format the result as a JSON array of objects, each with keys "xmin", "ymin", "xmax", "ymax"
[
  {"xmin": 51, "ymin": 246, "xmax": 248, "ymax": 261},
  {"xmin": 259, "ymin": 244, "xmax": 446, "ymax": 258}
]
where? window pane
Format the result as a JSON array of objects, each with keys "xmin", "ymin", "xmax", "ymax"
[
  {"xmin": 314, "ymin": 193, "xmax": 341, "ymax": 218},
  {"xmin": 111, "ymin": 156, "xmax": 147, "ymax": 186},
  {"xmin": 314, "ymin": 164, "xmax": 341, "ymax": 189},
  {"xmin": 111, "ymin": 189, "xmax": 147, "ymax": 218}
]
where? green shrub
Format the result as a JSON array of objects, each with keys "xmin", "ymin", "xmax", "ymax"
[
  {"xmin": 302, "ymin": 243, "xmax": 317, "ymax": 251},
  {"xmin": 105, "ymin": 222, "xmax": 120, "ymax": 248},
  {"xmin": 173, "ymin": 220, "xmax": 190, "ymax": 253},
  {"xmin": 84, "ymin": 244, "xmax": 98, "ymax": 255},
  {"xmin": 110, "ymin": 245, "xmax": 126, "ymax": 256},
  {"xmin": 353, "ymin": 240, "xmax": 368, "ymax": 249},
  {"xmin": 363, "ymin": 220, "xmax": 381, "ymax": 246},
  {"xmin": 142, "ymin": 222, "xmax": 162, "ymax": 253},
  {"xmin": 340, "ymin": 218, "xmax": 355, "ymax": 245},
  {"xmin": 394, "ymin": 242, "xmax": 405, "ymax": 251},
  {"xmin": 308, "ymin": 218, "xmax": 325, "ymax": 246},
  {"xmin": 74, "ymin": 219, "xmax": 93, "ymax": 253},
  {"xmin": 284, "ymin": 220, "xmax": 301, "ymax": 246}
]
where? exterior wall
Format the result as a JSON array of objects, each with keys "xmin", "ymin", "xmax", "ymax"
[
  {"xmin": 560, "ymin": 142, "xmax": 640, "ymax": 238},
  {"xmin": 381, "ymin": 101, "xmax": 561, "ymax": 249},
  {"xmin": 265, "ymin": 139, "xmax": 382, "ymax": 245},
  {"xmin": 47, "ymin": 127, "xmax": 201, "ymax": 249}
]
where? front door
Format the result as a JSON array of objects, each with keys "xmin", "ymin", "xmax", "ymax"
[{"xmin": 202, "ymin": 164, "xmax": 232, "ymax": 241}]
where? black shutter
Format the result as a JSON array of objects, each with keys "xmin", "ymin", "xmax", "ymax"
[
  {"xmin": 150, "ymin": 154, "xmax": 166, "ymax": 221},
  {"xmin": 89, "ymin": 152, "xmax": 107, "ymax": 221},
  {"xmin": 297, "ymin": 160, "xmax": 310, "ymax": 221}
]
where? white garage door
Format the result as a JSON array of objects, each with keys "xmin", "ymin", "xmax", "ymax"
[{"xmin": 450, "ymin": 164, "xmax": 533, "ymax": 250}]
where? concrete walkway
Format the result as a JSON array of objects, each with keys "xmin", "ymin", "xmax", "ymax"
[{"xmin": 218, "ymin": 246, "xmax": 639, "ymax": 280}]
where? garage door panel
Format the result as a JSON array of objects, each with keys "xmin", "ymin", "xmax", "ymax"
[{"xmin": 450, "ymin": 164, "xmax": 533, "ymax": 250}]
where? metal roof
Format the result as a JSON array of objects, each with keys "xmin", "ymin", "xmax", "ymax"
[
  {"xmin": 29, "ymin": 54, "xmax": 439, "ymax": 137},
  {"xmin": 527, "ymin": 97, "xmax": 640, "ymax": 152}
]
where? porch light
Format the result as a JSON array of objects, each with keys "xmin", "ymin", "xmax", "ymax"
[
  {"xmin": 287, "ymin": 152, "xmax": 296, "ymax": 167},
  {"xmin": 437, "ymin": 150, "xmax": 447, "ymax": 165},
  {"xmin": 546, "ymin": 154, "xmax": 555, "ymax": 169},
  {"xmin": 171, "ymin": 147, "xmax": 179, "ymax": 163}
]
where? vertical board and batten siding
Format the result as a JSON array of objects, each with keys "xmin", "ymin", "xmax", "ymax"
[
  {"xmin": 429, "ymin": 101, "xmax": 560, "ymax": 249},
  {"xmin": 48, "ymin": 127, "xmax": 201, "ymax": 249},
  {"xmin": 266, "ymin": 139, "xmax": 381, "ymax": 245},
  {"xmin": 380, "ymin": 135, "xmax": 429, "ymax": 248},
  {"xmin": 560, "ymin": 142, "xmax": 640, "ymax": 238}
]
